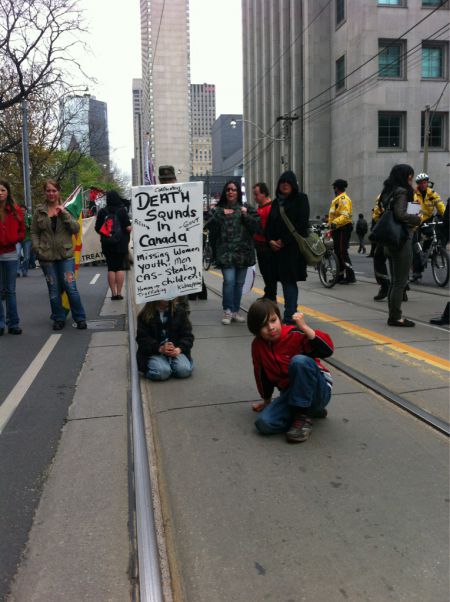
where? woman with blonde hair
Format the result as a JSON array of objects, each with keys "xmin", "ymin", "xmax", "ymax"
[{"xmin": 31, "ymin": 179, "xmax": 87, "ymax": 330}]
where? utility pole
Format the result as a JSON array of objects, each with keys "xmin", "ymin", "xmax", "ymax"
[
  {"xmin": 423, "ymin": 105, "xmax": 430, "ymax": 174},
  {"xmin": 21, "ymin": 100, "xmax": 32, "ymax": 210},
  {"xmin": 277, "ymin": 114, "xmax": 299, "ymax": 171}
]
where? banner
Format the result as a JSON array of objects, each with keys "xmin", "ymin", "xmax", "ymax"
[
  {"xmin": 80, "ymin": 217, "xmax": 104, "ymax": 264},
  {"xmin": 131, "ymin": 182, "xmax": 203, "ymax": 303}
]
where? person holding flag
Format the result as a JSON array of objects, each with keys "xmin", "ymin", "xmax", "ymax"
[{"xmin": 31, "ymin": 180, "xmax": 87, "ymax": 330}]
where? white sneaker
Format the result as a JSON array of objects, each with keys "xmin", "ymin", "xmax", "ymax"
[
  {"xmin": 232, "ymin": 312, "xmax": 245, "ymax": 323},
  {"xmin": 222, "ymin": 310, "xmax": 232, "ymax": 325}
]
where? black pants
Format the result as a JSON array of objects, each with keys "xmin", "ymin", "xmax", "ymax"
[
  {"xmin": 256, "ymin": 245, "xmax": 277, "ymax": 301},
  {"xmin": 332, "ymin": 224, "xmax": 354, "ymax": 280},
  {"xmin": 373, "ymin": 243, "xmax": 390, "ymax": 288}
]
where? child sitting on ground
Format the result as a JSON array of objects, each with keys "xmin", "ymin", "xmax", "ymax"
[
  {"xmin": 136, "ymin": 298, "xmax": 194, "ymax": 381},
  {"xmin": 247, "ymin": 298, "xmax": 334, "ymax": 443}
]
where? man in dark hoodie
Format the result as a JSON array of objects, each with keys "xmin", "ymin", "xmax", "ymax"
[{"xmin": 265, "ymin": 171, "xmax": 310, "ymax": 324}]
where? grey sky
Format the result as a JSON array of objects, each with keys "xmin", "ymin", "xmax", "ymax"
[{"xmin": 79, "ymin": 0, "xmax": 243, "ymax": 179}]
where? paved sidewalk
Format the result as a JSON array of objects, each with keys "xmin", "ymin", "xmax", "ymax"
[
  {"xmin": 145, "ymin": 288, "xmax": 449, "ymax": 602},
  {"xmin": 9, "ymin": 297, "xmax": 132, "ymax": 602}
]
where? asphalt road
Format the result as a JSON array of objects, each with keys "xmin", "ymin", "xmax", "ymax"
[{"xmin": 0, "ymin": 265, "xmax": 110, "ymax": 602}]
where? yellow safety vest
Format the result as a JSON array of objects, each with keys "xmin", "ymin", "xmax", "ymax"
[
  {"xmin": 414, "ymin": 187, "xmax": 445, "ymax": 222},
  {"xmin": 329, "ymin": 192, "xmax": 353, "ymax": 228}
]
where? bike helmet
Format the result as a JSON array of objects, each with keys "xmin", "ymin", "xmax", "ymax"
[{"xmin": 415, "ymin": 173, "xmax": 429, "ymax": 183}]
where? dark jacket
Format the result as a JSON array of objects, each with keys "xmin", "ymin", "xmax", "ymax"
[
  {"xmin": 31, "ymin": 204, "xmax": 79, "ymax": 261},
  {"xmin": 136, "ymin": 305, "xmax": 194, "ymax": 372},
  {"xmin": 356, "ymin": 217, "xmax": 368, "ymax": 236},
  {"xmin": 265, "ymin": 171, "xmax": 310, "ymax": 282},
  {"xmin": 206, "ymin": 205, "xmax": 260, "ymax": 268},
  {"xmin": 380, "ymin": 186, "xmax": 421, "ymax": 238},
  {"xmin": 95, "ymin": 205, "xmax": 131, "ymax": 254},
  {"xmin": 0, "ymin": 205, "xmax": 25, "ymax": 254}
]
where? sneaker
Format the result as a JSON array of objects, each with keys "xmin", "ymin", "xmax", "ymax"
[
  {"xmin": 286, "ymin": 415, "xmax": 313, "ymax": 443},
  {"xmin": 222, "ymin": 310, "xmax": 232, "ymax": 325},
  {"xmin": 309, "ymin": 408, "xmax": 328, "ymax": 419},
  {"xmin": 231, "ymin": 312, "xmax": 245, "ymax": 323},
  {"xmin": 76, "ymin": 320, "xmax": 88, "ymax": 330},
  {"xmin": 53, "ymin": 321, "xmax": 65, "ymax": 331},
  {"xmin": 8, "ymin": 327, "xmax": 22, "ymax": 335}
]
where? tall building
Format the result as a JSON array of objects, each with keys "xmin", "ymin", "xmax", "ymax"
[
  {"xmin": 191, "ymin": 83, "xmax": 216, "ymax": 176},
  {"xmin": 132, "ymin": 79, "xmax": 145, "ymax": 186},
  {"xmin": 212, "ymin": 114, "xmax": 244, "ymax": 176},
  {"xmin": 242, "ymin": 0, "xmax": 450, "ymax": 215},
  {"xmin": 61, "ymin": 94, "xmax": 110, "ymax": 169},
  {"xmin": 140, "ymin": 0, "xmax": 191, "ymax": 182}
]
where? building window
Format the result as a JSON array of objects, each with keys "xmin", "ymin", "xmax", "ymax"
[
  {"xmin": 379, "ymin": 40, "xmax": 406, "ymax": 78},
  {"xmin": 378, "ymin": 0, "xmax": 404, "ymax": 5},
  {"xmin": 336, "ymin": 55, "xmax": 346, "ymax": 92},
  {"xmin": 421, "ymin": 112, "xmax": 447, "ymax": 149},
  {"xmin": 422, "ymin": 0, "xmax": 447, "ymax": 6},
  {"xmin": 336, "ymin": 0, "xmax": 345, "ymax": 25},
  {"xmin": 422, "ymin": 43, "xmax": 447, "ymax": 79},
  {"xmin": 378, "ymin": 112, "xmax": 406, "ymax": 149}
]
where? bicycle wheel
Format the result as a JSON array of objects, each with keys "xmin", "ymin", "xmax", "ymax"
[
  {"xmin": 431, "ymin": 246, "xmax": 449, "ymax": 287},
  {"xmin": 203, "ymin": 243, "xmax": 213, "ymax": 271},
  {"xmin": 318, "ymin": 251, "xmax": 339, "ymax": 288}
]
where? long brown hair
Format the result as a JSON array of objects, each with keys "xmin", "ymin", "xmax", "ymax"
[
  {"xmin": 0, "ymin": 179, "xmax": 18, "ymax": 219},
  {"xmin": 138, "ymin": 299, "xmax": 178, "ymax": 324}
]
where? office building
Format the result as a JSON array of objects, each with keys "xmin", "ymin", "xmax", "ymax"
[
  {"xmin": 132, "ymin": 79, "xmax": 145, "ymax": 186},
  {"xmin": 140, "ymin": 0, "xmax": 191, "ymax": 182},
  {"xmin": 191, "ymin": 83, "xmax": 216, "ymax": 176},
  {"xmin": 212, "ymin": 114, "xmax": 244, "ymax": 176},
  {"xmin": 61, "ymin": 94, "xmax": 110, "ymax": 169},
  {"xmin": 242, "ymin": 0, "xmax": 450, "ymax": 215}
]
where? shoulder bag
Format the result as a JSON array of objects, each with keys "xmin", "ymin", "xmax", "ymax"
[
  {"xmin": 368, "ymin": 195, "xmax": 407, "ymax": 250},
  {"xmin": 279, "ymin": 206, "xmax": 326, "ymax": 266}
]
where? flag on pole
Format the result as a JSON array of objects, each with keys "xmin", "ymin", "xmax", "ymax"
[{"xmin": 61, "ymin": 185, "xmax": 83, "ymax": 314}]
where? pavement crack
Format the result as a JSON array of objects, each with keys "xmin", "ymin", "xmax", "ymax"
[
  {"xmin": 156, "ymin": 399, "xmax": 259, "ymax": 414},
  {"xmin": 65, "ymin": 414, "xmax": 124, "ymax": 422}
]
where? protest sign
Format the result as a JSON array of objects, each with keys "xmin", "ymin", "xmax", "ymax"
[
  {"xmin": 131, "ymin": 181, "xmax": 203, "ymax": 303},
  {"xmin": 80, "ymin": 217, "xmax": 104, "ymax": 264}
]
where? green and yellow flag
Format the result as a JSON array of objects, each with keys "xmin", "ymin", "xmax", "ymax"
[{"xmin": 62, "ymin": 186, "xmax": 84, "ymax": 314}]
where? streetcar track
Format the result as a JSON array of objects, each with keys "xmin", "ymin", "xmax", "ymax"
[{"xmin": 203, "ymin": 280, "xmax": 449, "ymax": 437}]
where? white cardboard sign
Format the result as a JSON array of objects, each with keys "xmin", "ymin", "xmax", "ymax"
[{"xmin": 131, "ymin": 182, "xmax": 203, "ymax": 303}]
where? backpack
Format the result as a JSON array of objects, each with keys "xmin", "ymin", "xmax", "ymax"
[{"xmin": 99, "ymin": 210, "xmax": 123, "ymax": 245}]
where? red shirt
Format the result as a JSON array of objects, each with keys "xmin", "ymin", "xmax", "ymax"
[
  {"xmin": 253, "ymin": 200, "xmax": 272, "ymax": 244},
  {"xmin": 0, "ymin": 204, "xmax": 25, "ymax": 254},
  {"xmin": 251, "ymin": 325, "xmax": 333, "ymax": 399}
]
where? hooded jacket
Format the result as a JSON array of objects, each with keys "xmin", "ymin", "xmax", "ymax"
[
  {"xmin": 31, "ymin": 204, "xmax": 79, "ymax": 261},
  {"xmin": 414, "ymin": 187, "xmax": 445, "ymax": 222},
  {"xmin": 329, "ymin": 192, "xmax": 353, "ymax": 228},
  {"xmin": 265, "ymin": 171, "xmax": 310, "ymax": 282},
  {"xmin": 0, "ymin": 204, "xmax": 25, "ymax": 254},
  {"xmin": 251, "ymin": 325, "xmax": 334, "ymax": 400}
]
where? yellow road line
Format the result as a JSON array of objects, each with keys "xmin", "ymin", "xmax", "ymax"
[{"xmin": 208, "ymin": 270, "xmax": 450, "ymax": 372}]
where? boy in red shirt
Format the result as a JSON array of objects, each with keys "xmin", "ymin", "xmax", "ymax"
[{"xmin": 248, "ymin": 299, "xmax": 333, "ymax": 443}]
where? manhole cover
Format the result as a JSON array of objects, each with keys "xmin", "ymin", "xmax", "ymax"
[{"xmin": 76, "ymin": 320, "xmax": 117, "ymax": 330}]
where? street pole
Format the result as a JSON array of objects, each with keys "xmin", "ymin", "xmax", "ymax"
[
  {"xmin": 21, "ymin": 100, "xmax": 32, "ymax": 210},
  {"xmin": 277, "ymin": 114, "xmax": 299, "ymax": 171},
  {"xmin": 423, "ymin": 105, "xmax": 430, "ymax": 173}
]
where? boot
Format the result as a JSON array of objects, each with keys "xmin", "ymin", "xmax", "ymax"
[{"xmin": 374, "ymin": 286, "xmax": 388, "ymax": 301}]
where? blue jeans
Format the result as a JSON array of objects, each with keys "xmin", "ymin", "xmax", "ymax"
[
  {"xmin": 145, "ymin": 354, "xmax": 193, "ymax": 381},
  {"xmin": 281, "ymin": 281, "xmax": 299, "ymax": 324},
  {"xmin": 16, "ymin": 240, "xmax": 32, "ymax": 275},
  {"xmin": 255, "ymin": 355, "xmax": 332, "ymax": 435},
  {"xmin": 222, "ymin": 267, "xmax": 247, "ymax": 312},
  {"xmin": 40, "ymin": 258, "xmax": 86, "ymax": 323},
  {"xmin": 16, "ymin": 240, "xmax": 31, "ymax": 276},
  {"xmin": 0, "ymin": 260, "xmax": 20, "ymax": 328}
]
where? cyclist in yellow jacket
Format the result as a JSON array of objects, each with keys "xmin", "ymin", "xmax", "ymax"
[
  {"xmin": 411, "ymin": 173, "xmax": 445, "ymax": 282},
  {"xmin": 328, "ymin": 179, "xmax": 355, "ymax": 283}
]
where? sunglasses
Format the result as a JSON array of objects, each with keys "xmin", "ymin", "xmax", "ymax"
[{"xmin": 226, "ymin": 187, "xmax": 237, "ymax": 192}]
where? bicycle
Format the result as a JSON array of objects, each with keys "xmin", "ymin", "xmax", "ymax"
[
  {"xmin": 203, "ymin": 229, "xmax": 213, "ymax": 271},
  {"xmin": 311, "ymin": 223, "xmax": 339, "ymax": 288},
  {"xmin": 415, "ymin": 218, "xmax": 449, "ymax": 287}
]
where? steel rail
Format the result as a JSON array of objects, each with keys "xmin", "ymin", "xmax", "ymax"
[
  {"xmin": 127, "ymin": 278, "xmax": 164, "ymax": 602},
  {"xmin": 205, "ymin": 282, "xmax": 449, "ymax": 437}
]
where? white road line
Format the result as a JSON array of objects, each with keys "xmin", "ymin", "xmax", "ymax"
[
  {"xmin": 90, "ymin": 273, "xmax": 100, "ymax": 285},
  {"xmin": 0, "ymin": 334, "xmax": 62, "ymax": 434}
]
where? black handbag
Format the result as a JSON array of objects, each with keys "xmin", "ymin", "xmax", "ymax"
[{"xmin": 369, "ymin": 195, "xmax": 407, "ymax": 250}]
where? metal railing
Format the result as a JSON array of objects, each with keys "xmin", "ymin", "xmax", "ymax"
[{"xmin": 127, "ymin": 279, "xmax": 164, "ymax": 601}]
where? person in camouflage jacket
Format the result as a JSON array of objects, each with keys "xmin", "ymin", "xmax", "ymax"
[{"xmin": 206, "ymin": 181, "xmax": 260, "ymax": 324}]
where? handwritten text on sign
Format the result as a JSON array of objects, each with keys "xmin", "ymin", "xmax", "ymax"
[{"xmin": 132, "ymin": 182, "xmax": 203, "ymax": 303}]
